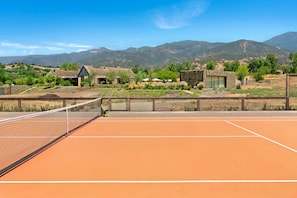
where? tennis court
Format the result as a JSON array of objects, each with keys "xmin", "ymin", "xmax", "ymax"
[{"xmin": 0, "ymin": 110, "xmax": 297, "ymax": 197}]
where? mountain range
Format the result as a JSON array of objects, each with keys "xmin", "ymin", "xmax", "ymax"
[{"xmin": 0, "ymin": 32, "xmax": 296, "ymax": 67}]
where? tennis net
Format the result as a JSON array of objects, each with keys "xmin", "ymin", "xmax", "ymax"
[{"xmin": 0, "ymin": 98, "xmax": 102, "ymax": 176}]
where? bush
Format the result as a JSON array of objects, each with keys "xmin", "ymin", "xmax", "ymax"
[
  {"xmin": 198, "ymin": 84, "xmax": 204, "ymax": 90},
  {"xmin": 63, "ymin": 80, "xmax": 72, "ymax": 86},
  {"xmin": 253, "ymin": 71, "xmax": 264, "ymax": 82}
]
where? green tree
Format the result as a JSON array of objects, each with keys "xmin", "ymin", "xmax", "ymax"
[
  {"xmin": 119, "ymin": 71, "xmax": 130, "ymax": 84},
  {"xmin": 131, "ymin": 65, "xmax": 144, "ymax": 74},
  {"xmin": 182, "ymin": 61, "xmax": 193, "ymax": 70},
  {"xmin": 289, "ymin": 53, "xmax": 297, "ymax": 73},
  {"xmin": 253, "ymin": 67, "xmax": 266, "ymax": 82},
  {"xmin": 248, "ymin": 58, "xmax": 265, "ymax": 73},
  {"xmin": 236, "ymin": 65, "xmax": 249, "ymax": 84},
  {"xmin": 135, "ymin": 71, "xmax": 147, "ymax": 83},
  {"xmin": 265, "ymin": 54, "xmax": 279, "ymax": 74},
  {"xmin": 0, "ymin": 64, "xmax": 7, "ymax": 83},
  {"xmin": 106, "ymin": 71, "xmax": 116, "ymax": 84},
  {"xmin": 60, "ymin": 62, "xmax": 79, "ymax": 71},
  {"xmin": 88, "ymin": 70, "xmax": 96, "ymax": 86},
  {"xmin": 44, "ymin": 73, "xmax": 57, "ymax": 87},
  {"xmin": 154, "ymin": 69, "xmax": 178, "ymax": 82},
  {"xmin": 224, "ymin": 61, "xmax": 240, "ymax": 72},
  {"xmin": 26, "ymin": 76, "xmax": 35, "ymax": 85},
  {"xmin": 206, "ymin": 61, "xmax": 215, "ymax": 70},
  {"xmin": 167, "ymin": 63, "xmax": 177, "ymax": 72}
]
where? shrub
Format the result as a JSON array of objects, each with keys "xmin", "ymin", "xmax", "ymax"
[{"xmin": 198, "ymin": 84, "xmax": 204, "ymax": 90}]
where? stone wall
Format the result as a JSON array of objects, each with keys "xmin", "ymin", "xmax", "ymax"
[
  {"xmin": 180, "ymin": 70, "xmax": 236, "ymax": 89},
  {"xmin": 180, "ymin": 70, "xmax": 204, "ymax": 87},
  {"xmin": 204, "ymin": 70, "xmax": 236, "ymax": 89}
]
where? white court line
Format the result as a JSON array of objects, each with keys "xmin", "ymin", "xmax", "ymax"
[
  {"xmin": 1, "ymin": 180, "xmax": 297, "ymax": 184},
  {"xmin": 94, "ymin": 119, "xmax": 297, "ymax": 123},
  {"xmin": 69, "ymin": 135, "xmax": 258, "ymax": 139},
  {"xmin": 0, "ymin": 136, "xmax": 62, "ymax": 139},
  {"xmin": 0, "ymin": 135, "xmax": 258, "ymax": 139},
  {"xmin": 95, "ymin": 120, "xmax": 223, "ymax": 123},
  {"xmin": 225, "ymin": 121, "xmax": 297, "ymax": 153}
]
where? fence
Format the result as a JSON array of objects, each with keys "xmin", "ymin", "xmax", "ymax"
[
  {"xmin": 0, "ymin": 96, "xmax": 296, "ymax": 112},
  {"xmin": 104, "ymin": 97, "xmax": 294, "ymax": 111}
]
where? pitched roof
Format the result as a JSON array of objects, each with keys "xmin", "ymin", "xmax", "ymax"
[
  {"xmin": 82, "ymin": 65, "xmax": 134, "ymax": 77},
  {"xmin": 50, "ymin": 69, "xmax": 79, "ymax": 78}
]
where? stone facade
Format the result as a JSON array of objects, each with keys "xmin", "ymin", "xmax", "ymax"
[{"xmin": 180, "ymin": 70, "xmax": 236, "ymax": 89}]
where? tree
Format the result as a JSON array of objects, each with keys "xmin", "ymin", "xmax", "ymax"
[
  {"xmin": 26, "ymin": 76, "xmax": 35, "ymax": 86},
  {"xmin": 119, "ymin": 71, "xmax": 130, "ymax": 84},
  {"xmin": 131, "ymin": 65, "xmax": 144, "ymax": 74},
  {"xmin": 253, "ymin": 67, "xmax": 266, "ymax": 82},
  {"xmin": 88, "ymin": 70, "xmax": 96, "ymax": 86},
  {"xmin": 135, "ymin": 71, "xmax": 147, "ymax": 83},
  {"xmin": 265, "ymin": 54, "xmax": 278, "ymax": 74},
  {"xmin": 206, "ymin": 61, "xmax": 215, "ymax": 70},
  {"xmin": 0, "ymin": 64, "xmax": 7, "ymax": 84},
  {"xmin": 248, "ymin": 58, "xmax": 265, "ymax": 73},
  {"xmin": 167, "ymin": 62, "xmax": 177, "ymax": 72},
  {"xmin": 289, "ymin": 53, "xmax": 297, "ymax": 73},
  {"xmin": 182, "ymin": 61, "xmax": 194, "ymax": 70},
  {"xmin": 154, "ymin": 69, "xmax": 178, "ymax": 82},
  {"xmin": 236, "ymin": 65, "xmax": 249, "ymax": 84},
  {"xmin": 106, "ymin": 71, "xmax": 116, "ymax": 84},
  {"xmin": 44, "ymin": 73, "xmax": 57, "ymax": 87},
  {"xmin": 60, "ymin": 62, "xmax": 79, "ymax": 71},
  {"xmin": 224, "ymin": 61, "xmax": 240, "ymax": 72}
]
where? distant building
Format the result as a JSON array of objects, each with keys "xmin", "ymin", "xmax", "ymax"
[
  {"xmin": 77, "ymin": 65, "xmax": 135, "ymax": 85},
  {"xmin": 180, "ymin": 70, "xmax": 236, "ymax": 89},
  {"xmin": 50, "ymin": 69, "xmax": 79, "ymax": 85},
  {"xmin": 50, "ymin": 65, "xmax": 135, "ymax": 86}
]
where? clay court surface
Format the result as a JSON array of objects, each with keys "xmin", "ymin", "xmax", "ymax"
[{"xmin": 0, "ymin": 112, "xmax": 297, "ymax": 197}]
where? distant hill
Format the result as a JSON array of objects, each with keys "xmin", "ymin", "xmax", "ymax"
[
  {"xmin": 0, "ymin": 32, "xmax": 295, "ymax": 67},
  {"xmin": 264, "ymin": 32, "xmax": 297, "ymax": 52}
]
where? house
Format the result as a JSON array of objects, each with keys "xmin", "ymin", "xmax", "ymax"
[
  {"xmin": 180, "ymin": 70, "xmax": 236, "ymax": 89},
  {"xmin": 50, "ymin": 69, "xmax": 79, "ymax": 85},
  {"xmin": 77, "ymin": 65, "xmax": 135, "ymax": 85}
]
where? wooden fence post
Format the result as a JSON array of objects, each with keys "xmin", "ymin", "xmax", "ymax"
[
  {"xmin": 18, "ymin": 99, "xmax": 22, "ymax": 112},
  {"xmin": 126, "ymin": 98, "xmax": 131, "ymax": 111},
  {"xmin": 152, "ymin": 99, "xmax": 156, "ymax": 111},
  {"xmin": 196, "ymin": 99, "xmax": 201, "ymax": 111},
  {"xmin": 241, "ymin": 98, "xmax": 245, "ymax": 111}
]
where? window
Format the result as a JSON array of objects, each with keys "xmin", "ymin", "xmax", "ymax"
[{"xmin": 206, "ymin": 76, "xmax": 226, "ymax": 88}]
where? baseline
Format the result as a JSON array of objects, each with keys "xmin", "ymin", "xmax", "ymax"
[{"xmin": 1, "ymin": 179, "xmax": 297, "ymax": 184}]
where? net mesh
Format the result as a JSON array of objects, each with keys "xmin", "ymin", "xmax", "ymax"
[{"xmin": 0, "ymin": 98, "xmax": 102, "ymax": 176}]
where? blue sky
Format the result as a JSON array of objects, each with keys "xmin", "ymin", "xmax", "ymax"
[{"xmin": 0, "ymin": 0, "xmax": 296, "ymax": 56}]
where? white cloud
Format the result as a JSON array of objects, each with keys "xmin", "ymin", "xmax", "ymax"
[
  {"xmin": 0, "ymin": 40, "xmax": 94, "ymax": 56},
  {"xmin": 54, "ymin": 42, "xmax": 93, "ymax": 49},
  {"xmin": 45, "ymin": 46, "xmax": 65, "ymax": 51},
  {"xmin": 0, "ymin": 41, "xmax": 40, "ymax": 49},
  {"xmin": 153, "ymin": 0, "xmax": 210, "ymax": 29}
]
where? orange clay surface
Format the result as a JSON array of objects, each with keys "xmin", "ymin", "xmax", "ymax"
[{"xmin": 0, "ymin": 117, "xmax": 297, "ymax": 198}]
